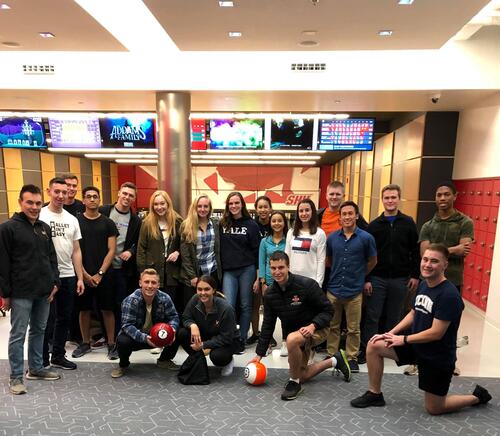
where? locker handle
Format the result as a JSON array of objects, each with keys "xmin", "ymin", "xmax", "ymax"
[
  {"xmin": 470, "ymin": 191, "xmax": 475, "ymax": 195},
  {"xmin": 480, "ymin": 241, "xmax": 486, "ymax": 247},
  {"xmin": 486, "ymin": 191, "xmax": 492, "ymax": 196},
  {"xmin": 483, "ymin": 216, "xmax": 489, "ymax": 221},
  {"xmin": 474, "ymin": 290, "xmax": 480, "ymax": 295},
  {"xmin": 469, "ymin": 263, "xmax": 474, "ymax": 268},
  {"xmin": 481, "ymin": 295, "xmax": 488, "ymax": 302},
  {"xmin": 486, "ymin": 270, "xmax": 491, "ymax": 276},
  {"xmin": 466, "ymin": 286, "xmax": 472, "ymax": 291},
  {"xmin": 477, "ymin": 191, "xmax": 482, "ymax": 195},
  {"xmin": 475, "ymin": 216, "xmax": 480, "ymax": 220},
  {"xmin": 494, "ymin": 218, "xmax": 498, "ymax": 223},
  {"xmin": 477, "ymin": 266, "xmax": 482, "ymax": 272},
  {"xmin": 496, "ymin": 192, "xmax": 500, "ymax": 196},
  {"xmin": 489, "ymin": 244, "xmax": 494, "ymax": 249}
]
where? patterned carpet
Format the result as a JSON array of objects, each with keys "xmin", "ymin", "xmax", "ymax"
[{"xmin": 0, "ymin": 360, "xmax": 498, "ymax": 436}]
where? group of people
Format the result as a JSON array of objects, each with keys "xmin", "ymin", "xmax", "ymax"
[{"xmin": 0, "ymin": 174, "xmax": 492, "ymax": 413}]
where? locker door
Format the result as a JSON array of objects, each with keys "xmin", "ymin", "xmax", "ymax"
[
  {"xmin": 475, "ymin": 230, "xmax": 486, "ymax": 258},
  {"xmin": 487, "ymin": 206, "xmax": 498, "ymax": 234},
  {"xmin": 462, "ymin": 274, "xmax": 473, "ymax": 303},
  {"xmin": 485, "ymin": 232, "xmax": 495, "ymax": 260},
  {"xmin": 479, "ymin": 206, "xmax": 490, "ymax": 232},
  {"xmin": 483, "ymin": 180, "xmax": 493, "ymax": 206},
  {"xmin": 471, "ymin": 277, "xmax": 481, "ymax": 307},
  {"xmin": 493, "ymin": 180, "xmax": 500, "ymax": 207}
]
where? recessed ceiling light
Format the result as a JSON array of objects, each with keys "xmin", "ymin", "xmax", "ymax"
[
  {"xmin": 302, "ymin": 30, "xmax": 317, "ymax": 36},
  {"xmin": 2, "ymin": 41, "xmax": 20, "ymax": 47},
  {"xmin": 0, "ymin": 3, "xmax": 11, "ymax": 9},
  {"xmin": 219, "ymin": 1, "xmax": 234, "ymax": 6},
  {"xmin": 378, "ymin": 30, "xmax": 393, "ymax": 36},
  {"xmin": 39, "ymin": 32, "xmax": 55, "ymax": 38},
  {"xmin": 298, "ymin": 40, "xmax": 319, "ymax": 47},
  {"xmin": 228, "ymin": 31, "xmax": 242, "ymax": 38},
  {"xmin": 398, "ymin": 0, "xmax": 414, "ymax": 4}
]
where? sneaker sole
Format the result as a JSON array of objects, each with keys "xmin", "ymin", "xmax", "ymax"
[
  {"xmin": 351, "ymin": 400, "xmax": 386, "ymax": 408},
  {"xmin": 281, "ymin": 387, "xmax": 304, "ymax": 401},
  {"xmin": 51, "ymin": 363, "xmax": 77, "ymax": 370},
  {"xmin": 10, "ymin": 387, "xmax": 27, "ymax": 395},
  {"xmin": 25, "ymin": 374, "xmax": 60, "ymax": 381}
]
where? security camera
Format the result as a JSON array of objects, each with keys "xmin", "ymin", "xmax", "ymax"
[{"xmin": 431, "ymin": 93, "xmax": 441, "ymax": 104}]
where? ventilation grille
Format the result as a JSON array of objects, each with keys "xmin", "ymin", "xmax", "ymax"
[
  {"xmin": 22, "ymin": 64, "xmax": 55, "ymax": 75},
  {"xmin": 291, "ymin": 63, "xmax": 326, "ymax": 71}
]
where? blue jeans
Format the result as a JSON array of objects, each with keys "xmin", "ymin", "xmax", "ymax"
[
  {"xmin": 222, "ymin": 264, "xmax": 256, "ymax": 343},
  {"xmin": 361, "ymin": 276, "xmax": 409, "ymax": 349},
  {"xmin": 9, "ymin": 296, "xmax": 50, "ymax": 379}
]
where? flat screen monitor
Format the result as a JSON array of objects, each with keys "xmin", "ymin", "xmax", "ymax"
[
  {"xmin": 317, "ymin": 118, "xmax": 374, "ymax": 151},
  {"xmin": 0, "ymin": 116, "xmax": 47, "ymax": 149},
  {"xmin": 270, "ymin": 118, "xmax": 314, "ymax": 150},
  {"xmin": 48, "ymin": 116, "xmax": 101, "ymax": 148},
  {"xmin": 99, "ymin": 115, "xmax": 156, "ymax": 148},
  {"xmin": 191, "ymin": 118, "xmax": 208, "ymax": 150},
  {"xmin": 208, "ymin": 119, "xmax": 264, "ymax": 149}
]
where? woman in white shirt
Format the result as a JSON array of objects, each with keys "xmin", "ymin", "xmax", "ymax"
[{"xmin": 285, "ymin": 199, "xmax": 326, "ymax": 287}]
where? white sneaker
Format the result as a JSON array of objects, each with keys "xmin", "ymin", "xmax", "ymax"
[
  {"xmin": 456, "ymin": 336, "xmax": 469, "ymax": 348},
  {"xmin": 404, "ymin": 364, "xmax": 418, "ymax": 376},
  {"xmin": 280, "ymin": 342, "xmax": 288, "ymax": 357},
  {"xmin": 221, "ymin": 358, "xmax": 234, "ymax": 376},
  {"xmin": 150, "ymin": 347, "xmax": 162, "ymax": 355}
]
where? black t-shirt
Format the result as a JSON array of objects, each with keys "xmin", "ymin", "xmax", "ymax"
[
  {"xmin": 411, "ymin": 279, "xmax": 464, "ymax": 368},
  {"xmin": 77, "ymin": 214, "xmax": 118, "ymax": 275},
  {"xmin": 254, "ymin": 217, "xmax": 271, "ymax": 239},
  {"xmin": 64, "ymin": 200, "xmax": 85, "ymax": 217}
]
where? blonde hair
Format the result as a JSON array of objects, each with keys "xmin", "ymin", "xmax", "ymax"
[
  {"xmin": 143, "ymin": 190, "xmax": 181, "ymax": 240},
  {"xmin": 181, "ymin": 194, "xmax": 212, "ymax": 244}
]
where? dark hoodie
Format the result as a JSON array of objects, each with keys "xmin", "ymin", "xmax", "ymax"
[{"xmin": 0, "ymin": 212, "xmax": 59, "ymax": 298}]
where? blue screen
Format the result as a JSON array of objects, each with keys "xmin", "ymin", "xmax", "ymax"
[
  {"xmin": 0, "ymin": 117, "xmax": 47, "ymax": 149},
  {"xmin": 99, "ymin": 116, "xmax": 155, "ymax": 148}
]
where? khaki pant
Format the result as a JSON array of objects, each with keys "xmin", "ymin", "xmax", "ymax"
[
  {"xmin": 326, "ymin": 292, "xmax": 362, "ymax": 360},
  {"xmin": 299, "ymin": 327, "xmax": 330, "ymax": 369}
]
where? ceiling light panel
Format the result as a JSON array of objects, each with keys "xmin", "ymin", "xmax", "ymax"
[
  {"xmin": 378, "ymin": 30, "xmax": 393, "ymax": 36},
  {"xmin": 0, "ymin": 3, "xmax": 11, "ymax": 9},
  {"xmin": 218, "ymin": 1, "xmax": 234, "ymax": 7},
  {"xmin": 228, "ymin": 31, "xmax": 242, "ymax": 38},
  {"xmin": 39, "ymin": 32, "xmax": 55, "ymax": 38},
  {"xmin": 398, "ymin": 0, "xmax": 414, "ymax": 4}
]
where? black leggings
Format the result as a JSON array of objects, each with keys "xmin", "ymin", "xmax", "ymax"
[
  {"xmin": 116, "ymin": 332, "xmax": 179, "ymax": 368},
  {"xmin": 177, "ymin": 327, "xmax": 235, "ymax": 367}
]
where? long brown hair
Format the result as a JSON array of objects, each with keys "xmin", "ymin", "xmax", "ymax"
[
  {"xmin": 292, "ymin": 198, "xmax": 318, "ymax": 237},
  {"xmin": 220, "ymin": 191, "xmax": 251, "ymax": 231},
  {"xmin": 143, "ymin": 190, "xmax": 181, "ymax": 240}
]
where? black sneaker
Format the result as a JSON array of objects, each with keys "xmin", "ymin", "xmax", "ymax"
[
  {"xmin": 351, "ymin": 390, "xmax": 386, "ymax": 408},
  {"xmin": 72, "ymin": 342, "xmax": 91, "ymax": 358},
  {"xmin": 281, "ymin": 380, "xmax": 303, "ymax": 401},
  {"xmin": 51, "ymin": 356, "xmax": 77, "ymax": 370},
  {"xmin": 332, "ymin": 350, "xmax": 351, "ymax": 382},
  {"xmin": 348, "ymin": 359, "xmax": 359, "ymax": 373},
  {"xmin": 107, "ymin": 344, "xmax": 119, "ymax": 360},
  {"xmin": 245, "ymin": 333, "xmax": 260, "ymax": 345},
  {"xmin": 235, "ymin": 341, "xmax": 245, "ymax": 355},
  {"xmin": 357, "ymin": 350, "xmax": 366, "ymax": 365},
  {"xmin": 473, "ymin": 385, "xmax": 492, "ymax": 405}
]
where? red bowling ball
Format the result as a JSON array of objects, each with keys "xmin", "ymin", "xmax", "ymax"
[{"xmin": 149, "ymin": 322, "xmax": 175, "ymax": 347}]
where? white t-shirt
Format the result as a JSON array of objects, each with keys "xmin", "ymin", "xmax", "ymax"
[
  {"xmin": 40, "ymin": 206, "xmax": 82, "ymax": 278},
  {"xmin": 285, "ymin": 227, "xmax": 326, "ymax": 287}
]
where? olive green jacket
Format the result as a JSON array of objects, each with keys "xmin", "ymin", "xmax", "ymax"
[{"xmin": 136, "ymin": 218, "xmax": 182, "ymax": 288}]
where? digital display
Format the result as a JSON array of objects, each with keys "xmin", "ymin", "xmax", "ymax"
[
  {"xmin": 318, "ymin": 118, "xmax": 374, "ymax": 151},
  {"xmin": 0, "ymin": 116, "xmax": 47, "ymax": 149},
  {"xmin": 48, "ymin": 116, "xmax": 101, "ymax": 148},
  {"xmin": 208, "ymin": 119, "xmax": 264, "ymax": 149},
  {"xmin": 191, "ymin": 119, "xmax": 208, "ymax": 150},
  {"xmin": 99, "ymin": 115, "xmax": 155, "ymax": 148},
  {"xmin": 270, "ymin": 118, "xmax": 314, "ymax": 150}
]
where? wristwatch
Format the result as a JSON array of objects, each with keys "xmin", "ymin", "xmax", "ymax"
[{"xmin": 98, "ymin": 270, "xmax": 104, "ymax": 276}]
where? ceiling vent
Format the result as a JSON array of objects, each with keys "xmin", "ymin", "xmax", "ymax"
[
  {"xmin": 291, "ymin": 63, "xmax": 326, "ymax": 71},
  {"xmin": 22, "ymin": 64, "xmax": 55, "ymax": 75}
]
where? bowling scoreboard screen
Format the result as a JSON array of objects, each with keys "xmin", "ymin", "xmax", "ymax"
[
  {"xmin": 99, "ymin": 116, "xmax": 156, "ymax": 148},
  {"xmin": 270, "ymin": 118, "xmax": 314, "ymax": 150},
  {"xmin": 0, "ymin": 116, "xmax": 47, "ymax": 149},
  {"xmin": 48, "ymin": 116, "xmax": 101, "ymax": 148},
  {"xmin": 207, "ymin": 119, "xmax": 264, "ymax": 150},
  {"xmin": 317, "ymin": 118, "xmax": 375, "ymax": 151}
]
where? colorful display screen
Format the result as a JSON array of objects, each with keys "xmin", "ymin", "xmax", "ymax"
[
  {"xmin": 0, "ymin": 116, "xmax": 47, "ymax": 149},
  {"xmin": 99, "ymin": 116, "xmax": 156, "ymax": 148},
  {"xmin": 191, "ymin": 119, "xmax": 208, "ymax": 150},
  {"xmin": 208, "ymin": 119, "xmax": 264, "ymax": 149},
  {"xmin": 270, "ymin": 118, "xmax": 314, "ymax": 150},
  {"xmin": 318, "ymin": 118, "xmax": 375, "ymax": 151},
  {"xmin": 48, "ymin": 116, "xmax": 101, "ymax": 148}
]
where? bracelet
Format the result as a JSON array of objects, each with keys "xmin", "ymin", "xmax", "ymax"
[{"xmin": 404, "ymin": 335, "xmax": 408, "ymax": 344}]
